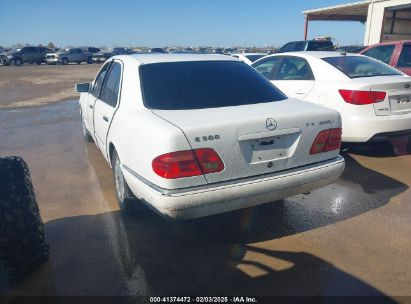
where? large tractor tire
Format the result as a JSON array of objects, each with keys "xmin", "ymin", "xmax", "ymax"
[{"xmin": 0, "ymin": 156, "xmax": 50, "ymax": 273}]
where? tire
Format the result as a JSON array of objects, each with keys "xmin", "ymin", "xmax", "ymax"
[
  {"xmin": 87, "ymin": 57, "xmax": 93, "ymax": 64},
  {"xmin": 0, "ymin": 156, "xmax": 50, "ymax": 274},
  {"xmin": 61, "ymin": 58, "xmax": 68, "ymax": 65},
  {"xmin": 81, "ymin": 113, "xmax": 93, "ymax": 143},
  {"xmin": 111, "ymin": 150, "xmax": 136, "ymax": 213},
  {"xmin": 14, "ymin": 58, "xmax": 22, "ymax": 66},
  {"xmin": 35, "ymin": 60, "xmax": 41, "ymax": 65},
  {"xmin": 77, "ymin": 61, "xmax": 81, "ymax": 65}
]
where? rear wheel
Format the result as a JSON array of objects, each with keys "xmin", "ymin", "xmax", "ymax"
[
  {"xmin": 87, "ymin": 57, "xmax": 93, "ymax": 64},
  {"xmin": 112, "ymin": 150, "xmax": 135, "ymax": 213},
  {"xmin": 35, "ymin": 60, "xmax": 41, "ymax": 65},
  {"xmin": 61, "ymin": 58, "xmax": 68, "ymax": 65}
]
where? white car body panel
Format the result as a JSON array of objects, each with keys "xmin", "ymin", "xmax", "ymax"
[
  {"xmin": 79, "ymin": 54, "xmax": 345, "ymax": 219},
  {"xmin": 252, "ymin": 51, "xmax": 411, "ymax": 142},
  {"xmin": 231, "ymin": 53, "xmax": 267, "ymax": 65}
]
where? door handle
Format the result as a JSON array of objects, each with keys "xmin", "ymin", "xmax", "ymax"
[
  {"xmin": 89, "ymin": 104, "xmax": 94, "ymax": 109},
  {"xmin": 103, "ymin": 116, "xmax": 109, "ymax": 122}
]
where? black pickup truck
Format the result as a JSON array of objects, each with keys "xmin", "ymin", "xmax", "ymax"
[{"xmin": 0, "ymin": 46, "xmax": 49, "ymax": 66}]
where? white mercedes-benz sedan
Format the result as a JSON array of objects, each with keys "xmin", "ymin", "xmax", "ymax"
[
  {"xmin": 76, "ymin": 54, "xmax": 345, "ymax": 219},
  {"xmin": 252, "ymin": 52, "xmax": 411, "ymax": 142}
]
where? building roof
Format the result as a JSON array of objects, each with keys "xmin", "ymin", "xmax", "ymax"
[{"xmin": 303, "ymin": 0, "xmax": 370, "ymax": 22}]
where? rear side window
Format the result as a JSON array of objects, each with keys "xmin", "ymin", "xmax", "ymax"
[
  {"xmin": 140, "ymin": 61, "xmax": 286, "ymax": 110},
  {"xmin": 101, "ymin": 62, "xmax": 122, "ymax": 107},
  {"xmin": 362, "ymin": 44, "xmax": 395, "ymax": 64},
  {"xmin": 398, "ymin": 45, "xmax": 411, "ymax": 67},
  {"xmin": 323, "ymin": 56, "xmax": 401, "ymax": 78}
]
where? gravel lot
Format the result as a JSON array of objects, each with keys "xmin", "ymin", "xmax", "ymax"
[{"xmin": 0, "ymin": 64, "xmax": 100, "ymax": 109}]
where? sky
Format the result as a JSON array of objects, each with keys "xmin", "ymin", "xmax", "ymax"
[{"xmin": 1, "ymin": 0, "xmax": 366, "ymax": 48}]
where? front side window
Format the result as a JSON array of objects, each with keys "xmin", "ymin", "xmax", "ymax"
[
  {"xmin": 252, "ymin": 57, "xmax": 282, "ymax": 80},
  {"xmin": 140, "ymin": 61, "xmax": 286, "ymax": 110},
  {"xmin": 91, "ymin": 62, "xmax": 111, "ymax": 97},
  {"xmin": 323, "ymin": 55, "xmax": 401, "ymax": 78},
  {"xmin": 275, "ymin": 57, "xmax": 314, "ymax": 80},
  {"xmin": 362, "ymin": 44, "xmax": 395, "ymax": 64},
  {"xmin": 100, "ymin": 62, "xmax": 122, "ymax": 107},
  {"xmin": 398, "ymin": 44, "xmax": 411, "ymax": 67}
]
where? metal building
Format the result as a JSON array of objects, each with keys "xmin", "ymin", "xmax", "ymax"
[{"xmin": 303, "ymin": 0, "xmax": 411, "ymax": 45}]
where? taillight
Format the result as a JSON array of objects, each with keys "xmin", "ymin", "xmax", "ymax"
[
  {"xmin": 152, "ymin": 148, "xmax": 224, "ymax": 179},
  {"xmin": 338, "ymin": 89, "xmax": 386, "ymax": 105},
  {"xmin": 310, "ymin": 128, "xmax": 342, "ymax": 154}
]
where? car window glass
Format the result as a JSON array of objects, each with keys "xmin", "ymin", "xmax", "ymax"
[
  {"xmin": 362, "ymin": 44, "xmax": 395, "ymax": 64},
  {"xmin": 398, "ymin": 44, "xmax": 411, "ymax": 67},
  {"xmin": 91, "ymin": 62, "xmax": 111, "ymax": 97},
  {"xmin": 141, "ymin": 61, "xmax": 286, "ymax": 110},
  {"xmin": 294, "ymin": 42, "xmax": 306, "ymax": 51},
  {"xmin": 252, "ymin": 57, "xmax": 282, "ymax": 80},
  {"xmin": 280, "ymin": 43, "xmax": 294, "ymax": 53},
  {"xmin": 275, "ymin": 57, "xmax": 314, "ymax": 80},
  {"xmin": 245, "ymin": 55, "xmax": 265, "ymax": 62},
  {"xmin": 100, "ymin": 62, "xmax": 122, "ymax": 107}
]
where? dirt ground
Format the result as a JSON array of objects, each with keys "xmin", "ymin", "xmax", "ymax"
[
  {"xmin": 0, "ymin": 66, "xmax": 410, "ymax": 302},
  {"xmin": 0, "ymin": 64, "xmax": 100, "ymax": 108}
]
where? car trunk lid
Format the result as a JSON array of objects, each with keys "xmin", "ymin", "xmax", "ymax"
[
  {"xmin": 366, "ymin": 76, "xmax": 411, "ymax": 115},
  {"xmin": 152, "ymin": 99, "xmax": 341, "ymax": 184}
]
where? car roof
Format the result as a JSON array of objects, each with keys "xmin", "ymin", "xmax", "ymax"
[
  {"xmin": 128, "ymin": 53, "xmax": 238, "ymax": 64},
  {"xmin": 270, "ymin": 51, "xmax": 362, "ymax": 59},
  {"xmin": 232, "ymin": 53, "xmax": 266, "ymax": 56}
]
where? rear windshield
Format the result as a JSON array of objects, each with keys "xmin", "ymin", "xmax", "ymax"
[
  {"xmin": 140, "ymin": 61, "xmax": 286, "ymax": 110},
  {"xmin": 322, "ymin": 55, "xmax": 401, "ymax": 78}
]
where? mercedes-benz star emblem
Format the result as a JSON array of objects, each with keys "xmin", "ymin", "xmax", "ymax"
[{"xmin": 266, "ymin": 118, "xmax": 277, "ymax": 130}]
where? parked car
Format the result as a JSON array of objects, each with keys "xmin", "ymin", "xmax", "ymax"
[
  {"xmin": 0, "ymin": 46, "xmax": 49, "ymax": 66},
  {"xmin": 231, "ymin": 53, "xmax": 266, "ymax": 65},
  {"xmin": 45, "ymin": 48, "xmax": 93, "ymax": 65},
  {"xmin": 335, "ymin": 45, "xmax": 366, "ymax": 53},
  {"xmin": 360, "ymin": 40, "xmax": 411, "ymax": 76},
  {"xmin": 150, "ymin": 48, "xmax": 167, "ymax": 53},
  {"xmin": 277, "ymin": 40, "xmax": 334, "ymax": 53},
  {"xmin": 92, "ymin": 47, "xmax": 129, "ymax": 63},
  {"xmin": 76, "ymin": 54, "xmax": 344, "ymax": 219},
  {"xmin": 252, "ymin": 51, "xmax": 411, "ymax": 143},
  {"xmin": 82, "ymin": 47, "xmax": 101, "ymax": 53}
]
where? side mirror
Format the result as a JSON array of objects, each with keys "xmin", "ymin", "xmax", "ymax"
[{"xmin": 75, "ymin": 82, "xmax": 91, "ymax": 93}]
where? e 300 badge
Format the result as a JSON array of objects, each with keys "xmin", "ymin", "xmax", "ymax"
[{"xmin": 194, "ymin": 135, "xmax": 220, "ymax": 142}]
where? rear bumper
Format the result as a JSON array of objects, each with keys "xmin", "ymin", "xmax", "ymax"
[
  {"xmin": 342, "ymin": 113, "xmax": 411, "ymax": 142},
  {"xmin": 122, "ymin": 155, "xmax": 345, "ymax": 219}
]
